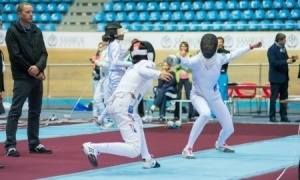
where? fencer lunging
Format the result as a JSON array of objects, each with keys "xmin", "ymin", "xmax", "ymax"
[
  {"xmin": 167, "ymin": 33, "xmax": 262, "ymax": 158},
  {"xmin": 83, "ymin": 41, "xmax": 172, "ymax": 168}
]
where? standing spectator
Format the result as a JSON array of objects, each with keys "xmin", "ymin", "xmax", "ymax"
[
  {"xmin": 0, "ymin": 49, "xmax": 5, "ymax": 116},
  {"xmin": 0, "ymin": 49, "xmax": 5, "ymax": 168},
  {"xmin": 150, "ymin": 62, "xmax": 177, "ymax": 121},
  {"xmin": 4, "ymin": 2, "xmax": 52, "ymax": 157},
  {"xmin": 267, "ymin": 33, "xmax": 298, "ymax": 122},
  {"xmin": 174, "ymin": 41, "xmax": 194, "ymax": 121}
]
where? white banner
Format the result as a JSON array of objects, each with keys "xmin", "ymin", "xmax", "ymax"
[{"xmin": 0, "ymin": 30, "xmax": 299, "ymax": 50}]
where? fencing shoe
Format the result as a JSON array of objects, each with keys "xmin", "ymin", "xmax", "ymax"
[
  {"xmin": 142, "ymin": 158, "xmax": 160, "ymax": 169},
  {"xmin": 215, "ymin": 141, "xmax": 235, "ymax": 153},
  {"xmin": 182, "ymin": 148, "xmax": 196, "ymax": 159},
  {"xmin": 83, "ymin": 142, "xmax": 99, "ymax": 167}
]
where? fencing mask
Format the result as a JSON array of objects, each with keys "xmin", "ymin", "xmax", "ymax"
[{"xmin": 200, "ymin": 33, "xmax": 218, "ymax": 59}]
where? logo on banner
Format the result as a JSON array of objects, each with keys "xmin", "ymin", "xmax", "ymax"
[
  {"xmin": 286, "ymin": 34, "xmax": 298, "ymax": 48},
  {"xmin": 224, "ymin": 35, "xmax": 233, "ymax": 49},
  {"xmin": 161, "ymin": 35, "xmax": 172, "ymax": 48},
  {"xmin": 0, "ymin": 32, "xmax": 4, "ymax": 44},
  {"xmin": 48, "ymin": 34, "xmax": 58, "ymax": 47}
]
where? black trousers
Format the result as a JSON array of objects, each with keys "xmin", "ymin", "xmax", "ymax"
[
  {"xmin": 153, "ymin": 87, "xmax": 174, "ymax": 117},
  {"xmin": 5, "ymin": 79, "xmax": 43, "ymax": 149},
  {"xmin": 269, "ymin": 80, "xmax": 288, "ymax": 118},
  {"xmin": 174, "ymin": 79, "xmax": 194, "ymax": 119}
]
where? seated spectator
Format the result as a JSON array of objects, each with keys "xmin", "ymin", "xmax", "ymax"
[{"xmin": 150, "ymin": 62, "xmax": 177, "ymax": 121}]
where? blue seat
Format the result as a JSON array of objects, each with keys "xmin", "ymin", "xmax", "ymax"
[
  {"xmin": 1, "ymin": 23, "xmax": 11, "ymax": 30},
  {"xmin": 200, "ymin": 21, "xmax": 212, "ymax": 31},
  {"xmin": 212, "ymin": 21, "xmax": 223, "ymax": 31},
  {"xmin": 147, "ymin": 2, "xmax": 158, "ymax": 11},
  {"xmin": 52, "ymin": 0, "xmax": 62, "ymax": 3},
  {"xmin": 172, "ymin": 11, "xmax": 183, "ymax": 21},
  {"xmin": 116, "ymin": 12, "xmax": 127, "ymax": 22},
  {"xmin": 230, "ymin": 10, "xmax": 242, "ymax": 20},
  {"xmin": 120, "ymin": 22, "xmax": 131, "ymax": 31},
  {"xmin": 177, "ymin": 22, "xmax": 188, "ymax": 31},
  {"xmin": 40, "ymin": 13, "xmax": 51, "ymax": 22},
  {"xmin": 93, "ymin": 12, "xmax": 105, "ymax": 23},
  {"xmin": 266, "ymin": 10, "xmax": 278, "ymax": 19},
  {"xmin": 296, "ymin": 20, "xmax": 300, "ymax": 30},
  {"xmin": 273, "ymin": 0, "xmax": 285, "ymax": 9},
  {"xmin": 278, "ymin": 9, "xmax": 291, "ymax": 19},
  {"xmin": 164, "ymin": 22, "xmax": 176, "ymax": 31},
  {"xmin": 36, "ymin": 23, "xmax": 45, "ymax": 31},
  {"xmin": 3, "ymin": 4, "xmax": 15, "ymax": 13},
  {"xmin": 161, "ymin": 11, "xmax": 172, "ymax": 21},
  {"xmin": 260, "ymin": 20, "xmax": 272, "ymax": 30},
  {"xmin": 272, "ymin": 20, "xmax": 284, "ymax": 30},
  {"xmin": 136, "ymin": 2, "xmax": 147, "ymax": 11},
  {"xmin": 183, "ymin": 11, "xmax": 194, "ymax": 21},
  {"xmin": 207, "ymin": 11, "xmax": 219, "ymax": 21},
  {"xmin": 254, "ymin": 10, "xmax": 266, "ymax": 20},
  {"xmin": 291, "ymin": 9, "xmax": 300, "ymax": 19},
  {"xmin": 131, "ymin": 22, "xmax": 142, "ymax": 31},
  {"xmin": 236, "ymin": 20, "xmax": 247, "ymax": 31},
  {"xmin": 57, "ymin": 3, "xmax": 68, "ymax": 13},
  {"xmin": 181, "ymin": 1, "xmax": 192, "ymax": 10},
  {"xmin": 124, "ymin": 2, "xmax": 136, "ymax": 11},
  {"xmin": 243, "ymin": 10, "xmax": 254, "ymax": 20},
  {"xmin": 195, "ymin": 11, "xmax": 207, "ymax": 21},
  {"xmin": 50, "ymin": 13, "xmax": 62, "ymax": 23},
  {"xmin": 188, "ymin": 22, "xmax": 200, "ymax": 31},
  {"xmin": 114, "ymin": 2, "xmax": 125, "ymax": 11},
  {"xmin": 127, "ymin": 12, "xmax": 138, "ymax": 22},
  {"xmin": 9, "ymin": 0, "xmax": 19, "ymax": 4},
  {"xmin": 192, "ymin": 1, "xmax": 203, "ymax": 10},
  {"xmin": 203, "ymin": 1, "xmax": 215, "ymax": 11},
  {"xmin": 227, "ymin": 1, "xmax": 239, "ymax": 10},
  {"xmin": 45, "ymin": 23, "xmax": 56, "ymax": 31},
  {"xmin": 141, "ymin": 22, "xmax": 152, "ymax": 31},
  {"xmin": 152, "ymin": 22, "xmax": 164, "ymax": 31},
  {"xmin": 159, "ymin": 2, "xmax": 169, "ymax": 11},
  {"xmin": 215, "ymin": 1, "xmax": 227, "ymax": 10},
  {"xmin": 47, "ymin": 3, "xmax": 57, "ymax": 13},
  {"xmin": 61, "ymin": 0, "xmax": 73, "ymax": 4},
  {"xmin": 36, "ymin": 3, "xmax": 47, "ymax": 13},
  {"xmin": 169, "ymin": 2, "xmax": 180, "ymax": 11},
  {"xmin": 7, "ymin": 14, "xmax": 18, "ymax": 23},
  {"xmin": 96, "ymin": 23, "xmax": 105, "ymax": 31},
  {"xmin": 103, "ymin": 2, "xmax": 113, "ymax": 12},
  {"xmin": 0, "ymin": 14, "xmax": 8, "ymax": 22},
  {"xmin": 104, "ymin": 12, "xmax": 116, "ymax": 22},
  {"xmin": 219, "ymin": 10, "xmax": 230, "ymax": 21},
  {"xmin": 139, "ymin": 12, "xmax": 149, "ymax": 22},
  {"xmin": 149, "ymin": 12, "xmax": 160, "ymax": 21},
  {"xmin": 285, "ymin": 19, "xmax": 296, "ymax": 30},
  {"xmin": 223, "ymin": 21, "xmax": 235, "ymax": 31},
  {"xmin": 285, "ymin": 0, "xmax": 297, "ymax": 8},
  {"xmin": 239, "ymin": 1, "xmax": 249, "ymax": 9},
  {"xmin": 262, "ymin": 0, "xmax": 273, "ymax": 9},
  {"xmin": 250, "ymin": 0, "xmax": 261, "ymax": 9},
  {"xmin": 248, "ymin": 20, "xmax": 260, "ymax": 30}
]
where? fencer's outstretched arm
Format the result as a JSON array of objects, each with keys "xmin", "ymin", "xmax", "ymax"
[
  {"xmin": 223, "ymin": 42, "xmax": 262, "ymax": 64},
  {"xmin": 138, "ymin": 61, "xmax": 173, "ymax": 81}
]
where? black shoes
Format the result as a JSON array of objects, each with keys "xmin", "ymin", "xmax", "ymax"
[
  {"xmin": 29, "ymin": 144, "xmax": 53, "ymax": 154},
  {"xmin": 281, "ymin": 117, "xmax": 291, "ymax": 122},
  {"xmin": 6, "ymin": 147, "xmax": 20, "ymax": 157},
  {"xmin": 0, "ymin": 164, "xmax": 4, "ymax": 169},
  {"xmin": 269, "ymin": 117, "xmax": 277, "ymax": 122}
]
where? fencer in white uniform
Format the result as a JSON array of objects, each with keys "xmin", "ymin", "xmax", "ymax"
[
  {"xmin": 93, "ymin": 42, "xmax": 109, "ymax": 125},
  {"xmin": 167, "ymin": 33, "xmax": 262, "ymax": 158},
  {"xmin": 96, "ymin": 23, "xmax": 132, "ymax": 127},
  {"xmin": 83, "ymin": 41, "xmax": 172, "ymax": 168}
]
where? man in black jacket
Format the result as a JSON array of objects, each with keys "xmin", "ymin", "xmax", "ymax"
[
  {"xmin": 5, "ymin": 2, "xmax": 52, "ymax": 157},
  {"xmin": 267, "ymin": 33, "xmax": 298, "ymax": 122}
]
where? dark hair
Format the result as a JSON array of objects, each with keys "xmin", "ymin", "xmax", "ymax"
[
  {"xmin": 275, "ymin": 33, "xmax": 286, "ymax": 42},
  {"xmin": 217, "ymin": 36, "xmax": 225, "ymax": 43}
]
